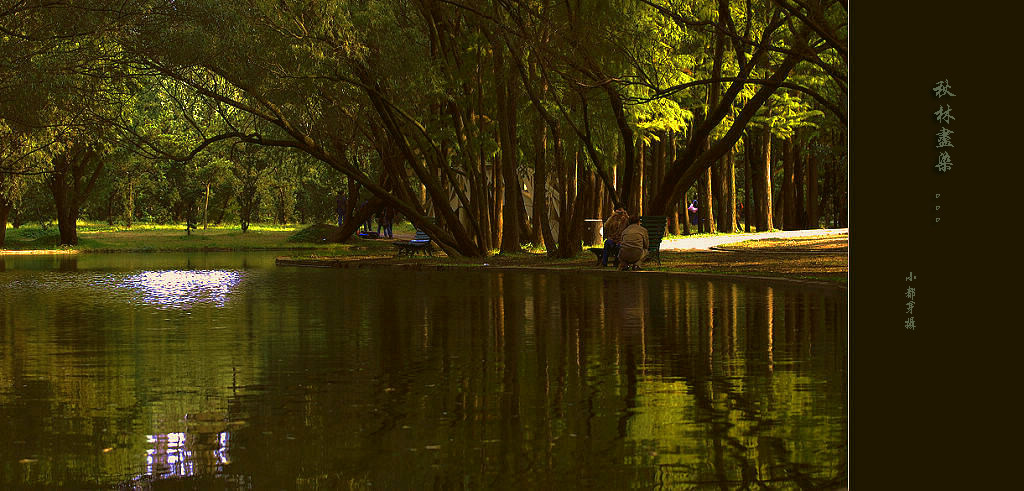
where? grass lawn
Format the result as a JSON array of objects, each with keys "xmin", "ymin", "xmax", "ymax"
[
  {"xmin": 715, "ymin": 234, "xmax": 849, "ymax": 252},
  {"xmin": 2, "ymin": 221, "xmax": 338, "ymax": 252}
]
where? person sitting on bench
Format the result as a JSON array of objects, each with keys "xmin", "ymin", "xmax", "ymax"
[
  {"xmin": 618, "ymin": 215, "xmax": 649, "ymax": 271},
  {"xmin": 601, "ymin": 206, "xmax": 629, "ymax": 267}
]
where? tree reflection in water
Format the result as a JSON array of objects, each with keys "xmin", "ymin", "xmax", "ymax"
[{"xmin": 0, "ymin": 263, "xmax": 846, "ymax": 488}]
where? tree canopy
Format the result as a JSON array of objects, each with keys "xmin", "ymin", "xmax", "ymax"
[{"xmin": 1, "ymin": 0, "xmax": 847, "ymax": 253}]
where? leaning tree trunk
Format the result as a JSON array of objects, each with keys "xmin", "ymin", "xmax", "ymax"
[{"xmin": 336, "ymin": 196, "xmax": 384, "ymax": 243}]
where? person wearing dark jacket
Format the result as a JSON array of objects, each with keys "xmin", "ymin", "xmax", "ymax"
[{"xmin": 601, "ymin": 207, "xmax": 629, "ymax": 267}]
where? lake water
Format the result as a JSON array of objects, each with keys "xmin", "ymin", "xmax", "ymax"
[{"xmin": 0, "ymin": 252, "xmax": 847, "ymax": 488}]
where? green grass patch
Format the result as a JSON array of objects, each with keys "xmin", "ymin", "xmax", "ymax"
[
  {"xmin": 2, "ymin": 220, "xmax": 338, "ymax": 252},
  {"xmin": 716, "ymin": 234, "xmax": 848, "ymax": 252}
]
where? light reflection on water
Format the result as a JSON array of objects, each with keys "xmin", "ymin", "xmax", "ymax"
[
  {"xmin": 143, "ymin": 431, "xmax": 231, "ymax": 479},
  {"xmin": 107, "ymin": 270, "xmax": 244, "ymax": 309}
]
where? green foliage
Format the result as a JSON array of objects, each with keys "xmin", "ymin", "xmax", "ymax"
[
  {"xmin": 1, "ymin": 0, "xmax": 846, "ymax": 252},
  {"xmin": 752, "ymin": 92, "xmax": 826, "ymax": 139}
]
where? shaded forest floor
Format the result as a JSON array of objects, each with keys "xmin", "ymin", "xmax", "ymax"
[{"xmin": 281, "ymin": 231, "xmax": 849, "ymax": 286}]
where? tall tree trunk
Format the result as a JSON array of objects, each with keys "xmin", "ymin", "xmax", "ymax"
[
  {"xmin": 774, "ymin": 173, "xmax": 783, "ymax": 227},
  {"xmin": 837, "ymin": 130, "xmax": 847, "ymax": 227},
  {"xmin": 667, "ymin": 132, "xmax": 681, "ymax": 234},
  {"xmin": 681, "ymin": 190, "xmax": 692, "ymax": 235},
  {"xmin": 492, "ymin": 154, "xmax": 503, "ymax": 248},
  {"xmin": 555, "ymin": 147, "xmax": 576, "ymax": 257},
  {"xmin": 698, "ymin": 169, "xmax": 714, "ymax": 233},
  {"xmin": 203, "ymin": 182, "xmax": 210, "ymax": 230},
  {"xmin": 712, "ymin": 155, "xmax": 725, "ymax": 230},
  {"xmin": 125, "ymin": 181, "xmax": 135, "ymax": 229},
  {"xmin": 494, "ymin": 41, "xmax": 521, "ymax": 253},
  {"xmin": 759, "ymin": 126, "xmax": 774, "ymax": 231},
  {"xmin": 569, "ymin": 157, "xmax": 588, "ymax": 245},
  {"xmin": 808, "ymin": 151, "xmax": 819, "ymax": 229},
  {"xmin": 698, "ymin": 140, "xmax": 715, "ymax": 233},
  {"xmin": 629, "ymin": 139, "xmax": 645, "ymax": 215},
  {"xmin": 532, "ymin": 119, "xmax": 556, "ymax": 251},
  {"xmin": 794, "ymin": 139, "xmax": 806, "ymax": 228},
  {"xmin": 592, "ymin": 171, "xmax": 604, "ymax": 219},
  {"xmin": 724, "ymin": 148, "xmax": 736, "ymax": 233},
  {"xmin": 652, "ymin": 131, "xmax": 665, "ymax": 215},
  {"xmin": 703, "ymin": 5, "xmax": 725, "ymax": 234},
  {"xmin": 530, "ymin": 118, "xmax": 544, "ymax": 248},
  {"xmin": 515, "ymin": 176, "xmax": 532, "ymax": 243},
  {"xmin": 0, "ymin": 197, "xmax": 11, "ymax": 248},
  {"xmin": 744, "ymin": 137, "xmax": 752, "ymax": 232},
  {"xmin": 477, "ymin": 148, "xmax": 493, "ymax": 251},
  {"xmin": 782, "ymin": 137, "xmax": 796, "ymax": 230}
]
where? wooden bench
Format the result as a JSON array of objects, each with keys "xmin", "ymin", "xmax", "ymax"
[
  {"xmin": 393, "ymin": 227, "xmax": 434, "ymax": 257},
  {"xmin": 588, "ymin": 246, "xmax": 619, "ymax": 267},
  {"xmin": 639, "ymin": 216, "xmax": 667, "ymax": 265}
]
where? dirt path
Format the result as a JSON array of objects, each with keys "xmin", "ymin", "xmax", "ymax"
[{"xmin": 660, "ymin": 228, "xmax": 848, "ymax": 251}]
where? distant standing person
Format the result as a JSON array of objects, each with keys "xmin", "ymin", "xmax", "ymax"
[
  {"xmin": 336, "ymin": 192, "xmax": 347, "ymax": 227},
  {"xmin": 601, "ymin": 206, "xmax": 629, "ymax": 267},
  {"xmin": 377, "ymin": 206, "xmax": 395, "ymax": 239},
  {"xmin": 617, "ymin": 215, "xmax": 649, "ymax": 271},
  {"xmin": 359, "ymin": 200, "xmax": 372, "ymax": 232},
  {"xmin": 688, "ymin": 200, "xmax": 698, "ymax": 226}
]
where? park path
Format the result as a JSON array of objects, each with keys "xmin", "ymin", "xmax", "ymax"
[{"xmin": 660, "ymin": 228, "xmax": 848, "ymax": 251}]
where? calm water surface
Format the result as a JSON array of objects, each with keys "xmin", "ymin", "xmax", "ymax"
[{"xmin": 0, "ymin": 252, "xmax": 847, "ymax": 488}]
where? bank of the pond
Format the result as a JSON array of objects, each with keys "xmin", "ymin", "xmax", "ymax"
[
  {"xmin": 3, "ymin": 224, "xmax": 848, "ymax": 286},
  {"xmin": 0, "ymin": 222, "xmax": 392, "ymax": 255},
  {"xmin": 1, "ymin": 221, "xmax": 431, "ymax": 255},
  {"xmin": 277, "ymin": 247, "xmax": 848, "ymax": 287}
]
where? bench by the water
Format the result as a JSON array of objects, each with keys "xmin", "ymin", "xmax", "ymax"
[
  {"xmin": 588, "ymin": 246, "xmax": 620, "ymax": 267},
  {"xmin": 640, "ymin": 216, "xmax": 666, "ymax": 265},
  {"xmin": 588, "ymin": 215, "xmax": 666, "ymax": 268},
  {"xmin": 393, "ymin": 227, "xmax": 434, "ymax": 257}
]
